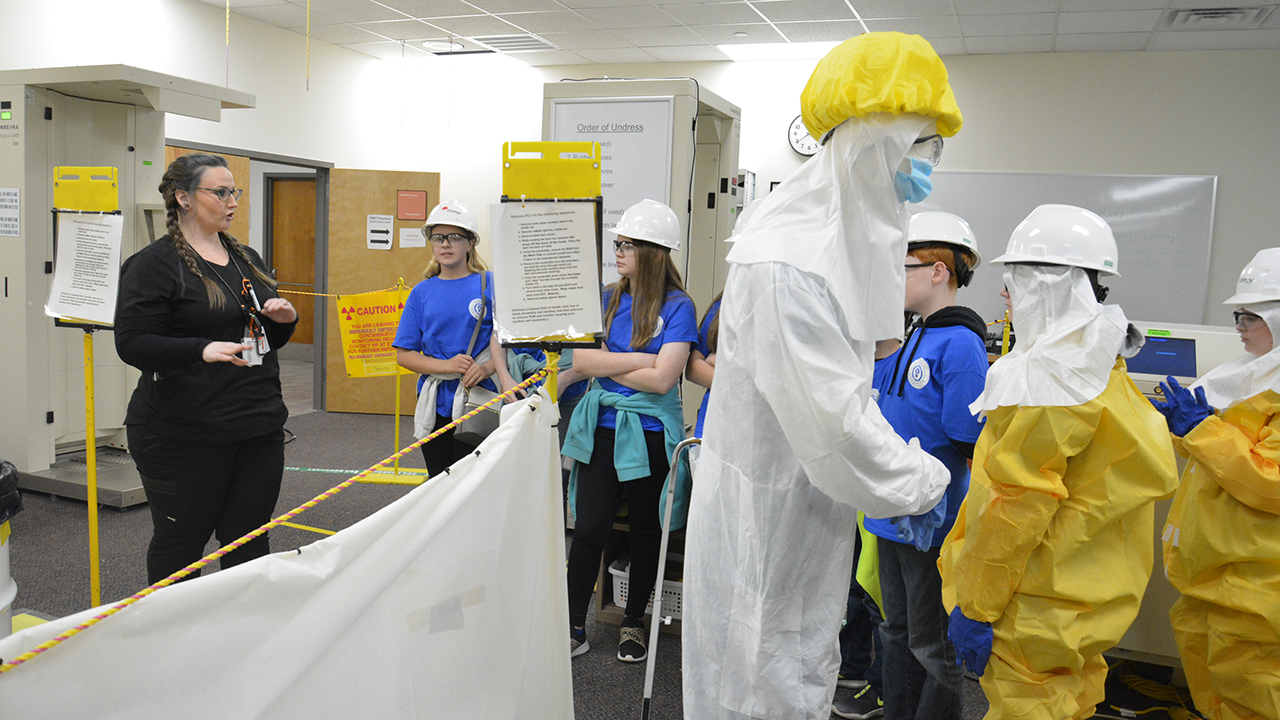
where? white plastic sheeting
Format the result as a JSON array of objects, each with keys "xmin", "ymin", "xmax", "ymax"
[{"xmin": 0, "ymin": 392, "xmax": 572, "ymax": 720}]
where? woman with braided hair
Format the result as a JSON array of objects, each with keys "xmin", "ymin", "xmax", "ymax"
[{"xmin": 115, "ymin": 153, "xmax": 298, "ymax": 584}]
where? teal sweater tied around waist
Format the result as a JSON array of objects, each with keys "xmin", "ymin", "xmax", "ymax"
[{"xmin": 562, "ymin": 383, "xmax": 691, "ymax": 531}]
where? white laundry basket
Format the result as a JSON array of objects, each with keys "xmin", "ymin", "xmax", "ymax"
[{"xmin": 0, "ymin": 523, "xmax": 15, "ymax": 638}]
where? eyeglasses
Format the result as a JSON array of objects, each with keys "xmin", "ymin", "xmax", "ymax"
[
  {"xmin": 198, "ymin": 187, "xmax": 243, "ymax": 202},
  {"xmin": 909, "ymin": 135, "xmax": 944, "ymax": 167},
  {"xmin": 430, "ymin": 233, "xmax": 471, "ymax": 245},
  {"xmin": 904, "ymin": 262, "xmax": 935, "ymax": 271},
  {"xmin": 1234, "ymin": 310, "xmax": 1265, "ymax": 330},
  {"xmin": 614, "ymin": 240, "xmax": 637, "ymax": 255}
]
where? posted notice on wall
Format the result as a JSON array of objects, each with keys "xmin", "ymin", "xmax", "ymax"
[
  {"xmin": 367, "ymin": 214, "xmax": 393, "ymax": 250},
  {"xmin": 45, "ymin": 213, "xmax": 124, "ymax": 326},
  {"xmin": 490, "ymin": 202, "xmax": 603, "ymax": 341},
  {"xmin": 0, "ymin": 187, "xmax": 18, "ymax": 237}
]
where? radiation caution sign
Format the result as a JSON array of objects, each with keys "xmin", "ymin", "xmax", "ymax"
[{"xmin": 336, "ymin": 289, "xmax": 411, "ymax": 378}]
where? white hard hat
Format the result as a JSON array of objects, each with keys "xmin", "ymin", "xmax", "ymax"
[
  {"xmin": 424, "ymin": 199, "xmax": 479, "ymax": 237},
  {"xmin": 1224, "ymin": 248, "xmax": 1280, "ymax": 304},
  {"xmin": 614, "ymin": 199, "xmax": 681, "ymax": 251},
  {"xmin": 991, "ymin": 204, "xmax": 1120, "ymax": 277},
  {"xmin": 728, "ymin": 199, "xmax": 765, "ymax": 242},
  {"xmin": 908, "ymin": 211, "xmax": 981, "ymax": 267}
]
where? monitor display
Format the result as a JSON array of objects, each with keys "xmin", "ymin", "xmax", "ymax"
[{"xmin": 1127, "ymin": 336, "xmax": 1197, "ymax": 378}]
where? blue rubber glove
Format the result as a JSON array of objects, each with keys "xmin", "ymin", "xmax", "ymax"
[
  {"xmin": 948, "ymin": 607, "xmax": 992, "ymax": 677},
  {"xmin": 1152, "ymin": 375, "xmax": 1213, "ymax": 437},
  {"xmin": 892, "ymin": 492, "xmax": 947, "ymax": 552}
]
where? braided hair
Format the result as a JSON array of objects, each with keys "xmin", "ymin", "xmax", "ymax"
[{"xmin": 159, "ymin": 153, "xmax": 276, "ymax": 311}]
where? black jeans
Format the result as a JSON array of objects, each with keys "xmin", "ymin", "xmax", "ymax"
[
  {"xmin": 128, "ymin": 426, "xmax": 284, "ymax": 585},
  {"xmin": 877, "ymin": 537, "xmax": 963, "ymax": 720},
  {"xmin": 566, "ymin": 426, "xmax": 669, "ymax": 627},
  {"xmin": 421, "ymin": 412, "xmax": 479, "ymax": 477}
]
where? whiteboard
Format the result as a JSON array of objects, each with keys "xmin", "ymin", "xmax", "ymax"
[
  {"xmin": 548, "ymin": 96, "xmax": 674, "ymax": 286},
  {"xmin": 918, "ymin": 172, "xmax": 1217, "ymax": 326}
]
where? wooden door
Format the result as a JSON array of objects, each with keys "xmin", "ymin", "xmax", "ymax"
[{"xmin": 268, "ymin": 177, "xmax": 317, "ymax": 344}]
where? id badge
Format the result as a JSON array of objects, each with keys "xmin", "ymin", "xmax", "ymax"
[{"xmin": 242, "ymin": 325, "xmax": 263, "ymax": 367}]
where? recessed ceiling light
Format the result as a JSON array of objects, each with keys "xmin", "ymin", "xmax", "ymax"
[
  {"xmin": 717, "ymin": 41, "xmax": 840, "ymax": 61},
  {"xmin": 423, "ymin": 40, "xmax": 465, "ymax": 52}
]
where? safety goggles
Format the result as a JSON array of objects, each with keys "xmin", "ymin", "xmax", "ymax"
[
  {"xmin": 1234, "ymin": 310, "xmax": 1265, "ymax": 330},
  {"xmin": 614, "ymin": 240, "xmax": 637, "ymax": 255},
  {"xmin": 430, "ymin": 232, "xmax": 471, "ymax": 245},
  {"xmin": 909, "ymin": 135, "xmax": 944, "ymax": 167}
]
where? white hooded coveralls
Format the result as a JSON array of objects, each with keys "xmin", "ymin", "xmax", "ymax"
[{"xmin": 682, "ymin": 115, "xmax": 950, "ymax": 720}]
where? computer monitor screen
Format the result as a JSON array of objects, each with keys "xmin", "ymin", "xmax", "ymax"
[{"xmin": 1127, "ymin": 336, "xmax": 1197, "ymax": 378}]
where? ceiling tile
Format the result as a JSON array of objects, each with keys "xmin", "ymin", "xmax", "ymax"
[
  {"xmin": 303, "ymin": 0, "xmax": 409, "ymax": 23},
  {"xmin": 307, "ymin": 22, "xmax": 395, "ymax": 42},
  {"xmin": 576, "ymin": 47, "xmax": 661, "ymax": 62},
  {"xmin": 614, "ymin": 25, "xmax": 709, "ymax": 45},
  {"xmin": 464, "ymin": 0, "xmax": 564, "ymax": 12},
  {"xmin": 576, "ymin": 5, "xmax": 683, "ymax": 28},
  {"xmin": 1053, "ymin": 32, "xmax": 1150, "ymax": 52},
  {"xmin": 962, "ymin": 34, "xmax": 1053, "ymax": 53},
  {"xmin": 959, "ymin": 13, "xmax": 1055, "ymax": 36},
  {"xmin": 646, "ymin": 44, "xmax": 733, "ymax": 60},
  {"xmin": 1056, "ymin": 10, "xmax": 1162, "ymax": 34},
  {"xmin": 953, "ymin": 0, "xmax": 1055, "ymax": 14},
  {"xmin": 1147, "ymin": 27, "xmax": 1280, "ymax": 50},
  {"xmin": 661, "ymin": 3, "xmax": 765, "ymax": 26},
  {"xmin": 1059, "ymin": 0, "xmax": 1165, "ymax": 10},
  {"xmin": 238, "ymin": 3, "xmax": 314, "ymax": 26},
  {"xmin": 338, "ymin": 39, "xmax": 439, "ymax": 58},
  {"xmin": 498, "ymin": 11, "xmax": 603, "ymax": 32},
  {"xmin": 421, "ymin": 14, "xmax": 525, "ymax": 34},
  {"xmin": 537, "ymin": 29, "xmax": 633, "ymax": 48},
  {"xmin": 353, "ymin": 19, "xmax": 442, "ymax": 39},
  {"xmin": 555, "ymin": 0, "xmax": 637, "ymax": 8},
  {"xmin": 693, "ymin": 22, "xmax": 787, "ymax": 42},
  {"xmin": 752, "ymin": 0, "xmax": 855, "ymax": 24},
  {"xmin": 863, "ymin": 15, "xmax": 961, "ymax": 37},
  {"xmin": 198, "ymin": 0, "xmax": 287, "ymax": 7},
  {"xmin": 776, "ymin": 20, "xmax": 865, "ymax": 42},
  {"xmin": 1264, "ymin": 8, "xmax": 1280, "ymax": 29},
  {"xmin": 847, "ymin": 0, "xmax": 954, "ymax": 19},
  {"xmin": 377, "ymin": 0, "xmax": 481, "ymax": 18},
  {"xmin": 511, "ymin": 49, "xmax": 594, "ymax": 65},
  {"xmin": 925, "ymin": 36, "xmax": 966, "ymax": 55},
  {"xmin": 1167, "ymin": 0, "xmax": 1273, "ymax": 8}
]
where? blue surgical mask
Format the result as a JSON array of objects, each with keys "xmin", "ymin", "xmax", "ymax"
[{"xmin": 894, "ymin": 157, "xmax": 934, "ymax": 204}]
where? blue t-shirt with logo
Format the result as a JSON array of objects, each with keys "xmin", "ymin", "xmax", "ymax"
[
  {"xmin": 597, "ymin": 287, "xmax": 698, "ymax": 431},
  {"xmin": 392, "ymin": 271, "xmax": 497, "ymax": 417},
  {"xmin": 866, "ymin": 319, "xmax": 988, "ymax": 548},
  {"xmin": 511, "ymin": 347, "xmax": 589, "ymax": 401},
  {"xmin": 694, "ymin": 297, "xmax": 721, "ymax": 438}
]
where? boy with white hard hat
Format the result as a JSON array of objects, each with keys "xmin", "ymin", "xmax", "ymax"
[
  {"xmin": 841, "ymin": 211, "xmax": 988, "ymax": 720},
  {"xmin": 937, "ymin": 204, "xmax": 1178, "ymax": 720}
]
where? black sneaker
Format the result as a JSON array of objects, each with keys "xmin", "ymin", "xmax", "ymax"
[
  {"xmin": 570, "ymin": 626, "xmax": 589, "ymax": 658},
  {"xmin": 617, "ymin": 617, "xmax": 647, "ymax": 662},
  {"xmin": 836, "ymin": 674, "xmax": 868, "ymax": 690},
  {"xmin": 832, "ymin": 685, "xmax": 882, "ymax": 720}
]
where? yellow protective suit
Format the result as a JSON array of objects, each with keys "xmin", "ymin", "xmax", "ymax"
[
  {"xmin": 1163, "ymin": 390, "xmax": 1280, "ymax": 720},
  {"xmin": 938, "ymin": 359, "xmax": 1178, "ymax": 720}
]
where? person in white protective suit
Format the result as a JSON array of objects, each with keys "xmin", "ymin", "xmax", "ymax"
[{"xmin": 682, "ymin": 32, "xmax": 962, "ymax": 720}]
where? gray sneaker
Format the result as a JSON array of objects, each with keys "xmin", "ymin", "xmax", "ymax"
[
  {"xmin": 832, "ymin": 685, "xmax": 882, "ymax": 720},
  {"xmin": 570, "ymin": 626, "xmax": 589, "ymax": 657}
]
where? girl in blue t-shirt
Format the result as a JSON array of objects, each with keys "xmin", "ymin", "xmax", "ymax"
[
  {"xmin": 393, "ymin": 200, "xmax": 497, "ymax": 476},
  {"xmin": 563, "ymin": 199, "xmax": 697, "ymax": 663}
]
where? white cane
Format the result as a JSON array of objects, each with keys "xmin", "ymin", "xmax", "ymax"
[{"xmin": 641, "ymin": 436, "xmax": 700, "ymax": 720}]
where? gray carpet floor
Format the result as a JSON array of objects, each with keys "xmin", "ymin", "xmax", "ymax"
[{"xmin": 7, "ymin": 409, "xmax": 989, "ymax": 719}]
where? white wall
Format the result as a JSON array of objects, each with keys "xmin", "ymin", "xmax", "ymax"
[{"xmin": 4, "ymin": 0, "xmax": 1279, "ymax": 324}]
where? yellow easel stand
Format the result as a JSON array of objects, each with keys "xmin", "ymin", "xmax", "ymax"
[
  {"xmin": 84, "ymin": 331, "xmax": 101, "ymax": 608},
  {"xmin": 1001, "ymin": 309, "xmax": 1011, "ymax": 356}
]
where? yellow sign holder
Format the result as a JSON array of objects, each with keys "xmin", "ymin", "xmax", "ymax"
[
  {"xmin": 51, "ymin": 166, "xmax": 120, "ymax": 609},
  {"xmin": 500, "ymin": 141, "xmax": 606, "ymax": 401}
]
